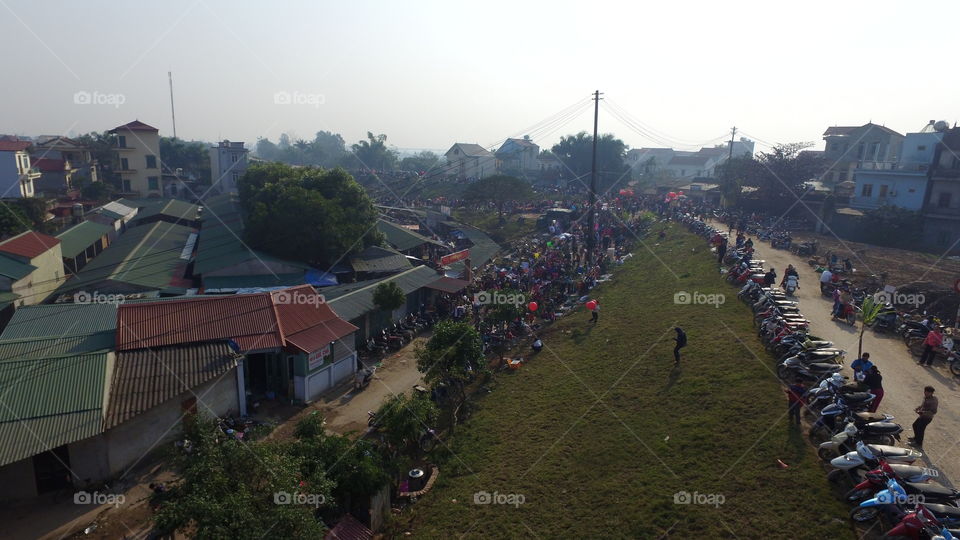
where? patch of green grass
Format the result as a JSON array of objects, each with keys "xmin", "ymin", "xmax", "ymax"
[
  {"xmin": 399, "ymin": 224, "xmax": 854, "ymax": 538},
  {"xmin": 453, "ymin": 209, "xmax": 537, "ymax": 245}
]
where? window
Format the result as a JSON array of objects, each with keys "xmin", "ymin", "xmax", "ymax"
[
  {"xmin": 938, "ymin": 192, "xmax": 952, "ymax": 208},
  {"xmin": 878, "ymin": 185, "xmax": 888, "ymax": 198},
  {"xmin": 870, "ymin": 142, "xmax": 880, "ymax": 159},
  {"xmin": 231, "ymin": 153, "xmax": 238, "ymax": 163},
  {"xmin": 856, "ymin": 143, "xmax": 865, "ymax": 159},
  {"xmin": 918, "ymin": 145, "xmax": 927, "ymax": 151},
  {"xmin": 117, "ymin": 135, "xmax": 126, "ymax": 148},
  {"xmin": 122, "ymin": 179, "xmax": 131, "ymax": 191},
  {"xmin": 861, "ymin": 184, "xmax": 873, "ymax": 197},
  {"xmin": 148, "ymin": 176, "xmax": 159, "ymax": 190},
  {"xmin": 145, "ymin": 155, "xmax": 157, "ymax": 169},
  {"xmin": 232, "ymin": 172, "xmax": 240, "ymax": 182},
  {"xmin": 839, "ymin": 170, "xmax": 848, "ymax": 182},
  {"xmin": 120, "ymin": 158, "xmax": 129, "ymax": 170}
]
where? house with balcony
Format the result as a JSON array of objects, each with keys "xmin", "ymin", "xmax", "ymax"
[
  {"xmin": 30, "ymin": 136, "xmax": 99, "ymax": 194},
  {"xmin": 922, "ymin": 126, "xmax": 960, "ymax": 252},
  {"xmin": 0, "ymin": 139, "xmax": 38, "ymax": 198},
  {"xmin": 822, "ymin": 123, "xmax": 904, "ymax": 186},
  {"xmin": 109, "ymin": 120, "xmax": 163, "ymax": 197},
  {"xmin": 849, "ymin": 126, "xmax": 943, "ymax": 211}
]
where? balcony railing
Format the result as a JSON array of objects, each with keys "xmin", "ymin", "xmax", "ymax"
[{"xmin": 856, "ymin": 161, "xmax": 930, "ymax": 172}]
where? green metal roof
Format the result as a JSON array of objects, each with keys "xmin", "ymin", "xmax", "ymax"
[
  {"xmin": 377, "ymin": 219, "xmax": 446, "ymax": 252},
  {"xmin": 131, "ymin": 199, "xmax": 201, "ymax": 224},
  {"xmin": 449, "ymin": 224, "xmax": 500, "ymax": 273},
  {"xmin": 0, "ymin": 254, "xmax": 36, "ymax": 280},
  {"xmin": 55, "ymin": 221, "xmax": 194, "ymax": 294},
  {"xmin": 203, "ymin": 273, "xmax": 306, "ymax": 290},
  {"xmin": 349, "ymin": 245, "xmax": 412, "ymax": 274},
  {"xmin": 0, "ymin": 352, "xmax": 110, "ymax": 466},
  {"xmin": 194, "ymin": 194, "xmax": 307, "ymax": 275},
  {"xmin": 328, "ymin": 265, "xmax": 438, "ymax": 322},
  {"xmin": 56, "ymin": 221, "xmax": 113, "ymax": 258},
  {"xmin": 0, "ymin": 334, "xmax": 114, "ymax": 360},
  {"xmin": 0, "ymin": 292, "xmax": 20, "ymax": 309},
  {"xmin": 0, "ymin": 303, "xmax": 118, "ymax": 340}
]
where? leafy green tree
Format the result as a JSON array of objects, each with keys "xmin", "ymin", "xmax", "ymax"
[
  {"xmin": 349, "ymin": 132, "xmax": 398, "ymax": 171},
  {"xmin": 160, "ymin": 137, "xmax": 211, "ymax": 183},
  {"xmin": 415, "ymin": 320, "xmax": 485, "ymax": 425},
  {"xmin": 373, "ymin": 281, "xmax": 406, "ymax": 323},
  {"xmin": 372, "ymin": 393, "xmax": 439, "ymax": 457},
  {"xmin": 80, "ymin": 181, "xmax": 113, "ymax": 202},
  {"xmin": 12, "ymin": 198, "xmax": 53, "ymax": 233},
  {"xmin": 238, "ymin": 163, "xmax": 382, "ymax": 266},
  {"xmin": 551, "ymin": 132, "xmax": 630, "ymax": 192},
  {"xmin": 742, "ymin": 143, "xmax": 825, "ymax": 208},
  {"xmin": 858, "ymin": 295, "xmax": 885, "ymax": 359},
  {"xmin": 400, "ymin": 151, "xmax": 440, "ymax": 173},
  {"xmin": 463, "ymin": 175, "xmax": 534, "ymax": 217},
  {"xmin": 0, "ymin": 204, "xmax": 30, "ymax": 239},
  {"xmin": 153, "ymin": 415, "xmax": 332, "ymax": 539},
  {"xmin": 75, "ymin": 131, "xmax": 120, "ymax": 183}
]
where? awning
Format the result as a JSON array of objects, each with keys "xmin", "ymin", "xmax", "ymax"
[
  {"xmin": 305, "ymin": 268, "xmax": 338, "ymax": 287},
  {"xmin": 426, "ymin": 277, "xmax": 470, "ymax": 294}
]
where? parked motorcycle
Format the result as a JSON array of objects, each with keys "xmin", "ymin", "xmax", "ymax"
[
  {"xmin": 817, "ymin": 421, "xmax": 902, "ymax": 460},
  {"xmin": 845, "ymin": 460, "xmax": 941, "ymax": 503},
  {"xmin": 827, "ymin": 441, "xmax": 923, "ymax": 484},
  {"xmin": 887, "ymin": 505, "xmax": 960, "ymax": 539}
]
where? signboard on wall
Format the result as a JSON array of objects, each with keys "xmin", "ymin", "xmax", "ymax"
[
  {"xmin": 441, "ymin": 249, "xmax": 470, "ymax": 266},
  {"xmin": 308, "ymin": 344, "xmax": 331, "ymax": 370}
]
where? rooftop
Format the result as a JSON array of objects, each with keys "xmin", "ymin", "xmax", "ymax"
[
  {"xmin": 376, "ymin": 219, "xmax": 446, "ymax": 252},
  {"xmin": 130, "ymin": 198, "xmax": 201, "ymax": 225},
  {"xmin": 350, "ymin": 245, "xmax": 412, "ymax": 274},
  {"xmin": 0, "ymin": 140, "xmax": 31, "ymax": 152},
  {"xmin": 0, "ymin": 231, "xmax": 60, "ymax": 260},
  {"xmin": 447, "ymin": 143, "xmax": 494, "ymax": 158},
  {"xmin": 57, "ymin": 220, "xmax": 113, "ymax": 258},
  {"xmin": 109, "ymin": 120, "xmax": 159, "ymax": 133},
  {"xmin": 328, "ymin": 265, "xmax": 439, "ymax": 322}
]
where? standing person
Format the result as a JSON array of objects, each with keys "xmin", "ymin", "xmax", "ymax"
[
  {"xmin": 864, "ymin": 366, "xmax": 884, "ymax": 413},
  {"xmin": 819, "ymin": 268, "xmax": 833, "ymax": 294},
  {"xmin": 831, "ymin": 287, "xmax": 842, "ymax": 317},
  {"xmin": 763, "ymin": 268, "xmax": 777, "ymax": 287},
  {"xmin": 673, "ymin": 327, "xmax": 687, "ymax": 365},
  {"xmin": 717, "ymin": 237, "xmax": 728, "ymax": 264},
  {"xmin": 908, "ymin": 386, "xmax": 938, "ymax": 449},
  {"xmin": 590, "ymin": 301, "xmax": 599, "ymax": 323},
  {"xmin": 850, "ymin": 352, "xmax": 873, "ymax": 383},
  {"xmin": 919, "ymin": 326, "xmax": 944, "ymax": 367},
  {"xmin": 785, "ymin": 378, "xmax": 806, "ymax": 425}
]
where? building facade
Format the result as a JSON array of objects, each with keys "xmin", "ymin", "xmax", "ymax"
[
  {"xmin": 495, "ymin": 136, "xmax": 540, "ymax": 174},
  {"xmin": 31, "ymin": 136, "xmax": 99, "ymax": 194},
  {"xmin": 822, "ymin": 123, "xmax": 904, "ymax": 186},
  {"xmin": 850, "ymin": 130, "xmax": 942, "ymax": 211},
  {"xmin": 209, "ymin": 140, "xmax": 248, "ymax": 194},
  {"xmin": 0, "ymin": 140, "xmax": 38, "ymax": 198},
  {"xmin": 109, "ymin": 120, "xmax": 162, "ymax": 197},
  {"xmin": 922, "ymin": 126, "xmax": 960, "ymax": 253},
  {"xmin": 443, "ymin": 143, "xmax": 496, "ymax": 180}
]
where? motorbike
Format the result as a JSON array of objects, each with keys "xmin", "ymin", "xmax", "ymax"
[
  {"xmin": 833, "ymin": 302, "xmax": 858, "ymax": 326},
  {"xmin": 827, "ymin": 440, "xmax": 923, "ymax": 484},
  {"xmin": 809, "ymin": 396, "xmax": 880, "ymax": 437},
  {"xmin": 887, "ymin": 505, "xmax": 960, "ymax": 539},
  {"xmin": 354, "ymin": 365, "xmax": 377, "ymax": 391},
  {"xmin": 845, "ymin": 460, "xmax": 941, "ymax": 503},
  {"xmin": 817, "ymin": 421, "xmax": 903, "ymax": 460},
  {"xmin": 948, "ymin": 351, "xmax": 960, "ymax": 378},
  {"xmin": 784, "ymin": 275, "xmax": 799, "ymax": 296},
  {"xmin": 847, "ymin": 478, "xmax": 960, "ymax": 523}
]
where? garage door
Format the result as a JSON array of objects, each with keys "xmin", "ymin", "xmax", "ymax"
[{"xmin": 331, "ymin": 355, "xmax": 355, "ymax": 387}]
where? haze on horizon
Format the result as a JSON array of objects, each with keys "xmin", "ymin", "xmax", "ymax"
[{"xmin": 1, "ymin": 0, "xmax": 957, "ymax": 153}]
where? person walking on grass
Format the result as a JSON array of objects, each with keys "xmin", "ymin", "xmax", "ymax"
[
  {"xmin": 864, "ymin": 365, "xmax": 884, "ymax": 413},
  {"xmin": 673, "ymin": 327, "xmax": 687, "ymax": 365},
  {"xmin": 908, "ymin": 386, "xmax": 938, "ymax": 449},
  {"xmin": 785, "ymin": 378, "xmax": 806, "ymax": 425},
  {"xmin": 590, "ymin": 301, "xmax": 599, "ymax": 323},
  {"xmin": 717, "ymin": 237, "xmax": 728, "ymax": 264}
]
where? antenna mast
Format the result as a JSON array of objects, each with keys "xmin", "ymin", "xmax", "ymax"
[{"xmin": 168, "ymin": 71, "xmax": 177, "ymax": 139}]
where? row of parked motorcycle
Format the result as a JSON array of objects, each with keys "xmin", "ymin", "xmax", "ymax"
[
  {"xmin": 360, "ymin": 311, "xmax": 440, "ymax": 360},
  {"xmin": 677, "ymin": 213, "xmax": 960, "ymax": 539}
]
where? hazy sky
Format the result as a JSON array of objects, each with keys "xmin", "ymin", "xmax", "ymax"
[{"xmin": 1, "ymin": 0, "xmax": 957, "ymax": 153}]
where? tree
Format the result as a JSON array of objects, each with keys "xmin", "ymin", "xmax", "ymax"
[
  {"xmin": 371, "ymin": 393, "xmax": 439, "ymax": 460},
  {"xmin": 349, "ymin": 132, "xmax": 398, "ymax": 171},
  {"xmin": 0, "ymin": 204, "xmax": 30, "ymax": 239},
  {"xmin": 373, "ymin": 281, "xmax": 406, "ymax": 322},
  {"xmin": 400, "ymin": 151, "xmax": 440, "ymax": 173},
  {"xmin": 740, "ymin": 143, "xmax": 826, "ymax": 208},
  {"xmin": 462, "ymin": 175, "xmax": 534, "ymax": 217},
  {"xmin": 75, "ymin": 131, "xmax": 120, "ymax": 184},
  {"xmin": 238, "ymin": 163, "xmax": 382, "ymax": 267},
  {"xmin": 415, "ymin": 320, "xmax": 485, "ymax": 425},
  {"xmin": 857, "ymin": 295, "xmax": 885, "ymax": 359},
  {"xmin": 153, "ymin": 415, "xmax": 332, "ymax": 539},
  {"xmin": 551, "ymin": 132, "xmax": 630, "ymax": 193},
  {"xmin": 80, "ymin": 180, "xmax": 113, "ymax": 202},
  {"xmin": 160, "ymin": 137, "xmax": 211, "ymax": 183}
]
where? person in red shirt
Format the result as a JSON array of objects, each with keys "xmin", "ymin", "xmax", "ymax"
[
  {"xmin": 919, "ymin": 326, "xmax": 944, "ymax": 367},
  {"xmin": 785, "ymin": 378, "xmax": 807, "ymax": 425}
]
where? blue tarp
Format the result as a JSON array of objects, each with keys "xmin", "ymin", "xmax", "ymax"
[{"xmin": 305, "ymin": 268, "xmax": 339, "ymax": 287}]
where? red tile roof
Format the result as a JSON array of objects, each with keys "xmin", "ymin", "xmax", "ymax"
[
  {"xmin": 0, "ymin": 231, "xmax": 61, "ymax": 259},
  {"xmin": 109, "ymin": 120, "xmax": 159, "ymax": 133},
  {"xmin": 325, "ymin": 514, "xmax": 372, "ymax": 540},
  {"xmin": 0, "ymin": 141, "xmax": 31, "ymax": 152},
  {"xmin": 116, "ymin": 285, "xmax": 357, "ymax": 354},
  {"xmin": 32, "ymin": 158, "xmax": 65, "ymax": 172}
]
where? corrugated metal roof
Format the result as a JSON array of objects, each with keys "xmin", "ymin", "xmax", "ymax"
[
  {"xmin": 271, "ymin": 286, "xmax": 357, "ymax": 353},
  {"xmin": 328, "ymin": 266, "xmax": 439, "ymax": 322},
  {"xmin": 0, "ymin": 334, "xmax": 114, "ymax": 360},
  {"xmin": 57, "ymin": 221, "xmax": 113, "ymax": 258},
  {"xmin": 0, "ymin": 291, "xmax": 19, "ymax": 309},
  {"xmin": 131, "ymin": 199, "xmax": 201, "ymax": 224},
  {"xmin": 349, "ymin": 246, "xmax": 411, "ymax": 274},
  {"xmin": 105, "ymin": 342, "xmax": 238, "ymax": 429},
  {"xmin": 377, "ymin": 219, "xmax": 446, "ymax": 252},
  {"xmin": 0, "ymin": 231, "xmax": 60, "ymax": 260},
  {"xmin": 0, "ymin": 352, "xmax": 110, "ymax": 467},
  {"xmin": 202, "ymin": 273, "xmax": 306, "ymax": 291},
  {"xmin": 98, "ymin": 201, "xmax": 137, "ymax": 218},
  {"xmin": 55, "ymin": 221, "xmax": 195, "ymax": 294},
  {"xmin": 449, "ymin": 225, "xmax": 499, "ymax": 273},
  {"xmin": 116, "ymin": 293, "xmax": 283, "ymax": 352},
  {"xmin": 0, "ymin": 303, "xmax": 118, "ymax": 340},
  {"xmin": 425, "ymin": 277, "xmax": 469, "ymax": 294},
  {"xmin": 0, "ymin": 254, "xmax": 36, "ymax": 280}
]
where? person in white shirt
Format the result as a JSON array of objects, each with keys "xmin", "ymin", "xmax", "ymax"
[{"xmin": 819, "ymin": 268, "xmax": 833, "ymax": 294}]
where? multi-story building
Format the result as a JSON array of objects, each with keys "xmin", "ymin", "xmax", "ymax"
[
  {"xmin": 922, "ymin": 125, "xmax": 960, "ymax": 253},
  {"xmin": 821, "ymin": 123, "xmax": 904, "ymax": 185},
  {"xmin": 209, "ymin": 140, "xmax": 248, "ymax": 194},
  {"xmin": 0, "ymin": 139, "xmax": 38, "ymax": 198},
  {"xmin": 626, "ymin": 139, "xmax": 754, "ymax": 180},
  {"xmin": 443, "ymin": 143, "xmax": 496, "ymax": 180},
  {"xmin": 495, "ymin": 136, "xmax": 540, "ymax": 174},
  {"xmin": 30, "ymin": 136, "xmax": 99, "ymax": 194},
  {"xmin": 109, "ymin": 120, "xmax": 162, "ymax": 197}
]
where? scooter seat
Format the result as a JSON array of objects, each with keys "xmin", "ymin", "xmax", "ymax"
[
  {"xmin": 855, "ymin": 412, "xmax": 888, "ymax": 423},
  {"xmin": 863, "ymin": 421, "xmax": 901, "ymax": 434},
  {"xmin": 923, "ymin": 503, "xmax": 960, "ymax": 519},
  {"xmin": 888, "ymin": 464, "xmax": 934, "ymax": 481},
  {"xmin": 905, "ymin": 482, "xmax": 958, "ymax": 498},
  {"xmin": 865, "ymin": 444, "xmax": 916, "ymax": 459},
  {"xmin": 808, "ymin": 362, "xmax": 841, "ymax": 371},
  {"xmin": 843, "ymin": 392, "xmax": 875, "ymax": 403}
]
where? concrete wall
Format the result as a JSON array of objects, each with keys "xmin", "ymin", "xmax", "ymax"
[
  {"xmin": 11, "ymin": 245, "xmax": 67, "ymax": 306},
  {"xmin": 0, "ymin": 151, "xmax": 24, "ymax": 198},
  {"xmin": 117, "ymin": 130, "xmax": 161, "ymax": 197},
  {"xmin": 851, "ymin": 171, "xmax": 928, "ymax": 210}
]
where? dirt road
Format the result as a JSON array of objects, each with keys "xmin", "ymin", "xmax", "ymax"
[{"xmin": 748, "ymin": 240, "xmax": 960, "ymax": 487}]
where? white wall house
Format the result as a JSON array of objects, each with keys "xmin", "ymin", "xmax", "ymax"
[
  {"xmin": 0, "ymin": 140, "xmax": 38, "ymax": 198},
  {"xmin": 444, "ymin": 143, "xmax": 496, "ymax": 180},
  {"xmin": 209, "ymin": 140, "xmax": 248, "ymax": 194},
  {"xmin": 109, "ymin": 120, "xmax": 163, "ymax": 197}
]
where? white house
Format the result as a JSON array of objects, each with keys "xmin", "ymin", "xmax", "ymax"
[
  {"xmin": 209, "ymin": 140, "xmax": 248, "ymax": 194},
  {"xmin": 0, "ymin": 139, "xmax": 38, "ymax": 198},
  {"xmin": 444, "ymin": 143, "xmax": 496, "ymax": 180},
  {"xmin": 495, "ymin": 136, "xmax": 540, "ymax": 174}
]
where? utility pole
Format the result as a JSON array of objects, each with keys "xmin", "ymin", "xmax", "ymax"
[
  {"xmin": 168, "ymin": 71, "xmax": 177, "ymax": 139},
  {"xmin": 727, "ymin": 126, "xmax": 737, "ymax": 162},
  {"xmin": 587, "ymin": 90, "xmax": 602, "ymax": 265},
  {"xmin": 722, "ymin": 126, "xmax": 736, "ymax": 208}
]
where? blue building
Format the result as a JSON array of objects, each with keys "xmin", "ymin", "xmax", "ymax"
[{"xmin": 851, "ymin": 126, "xmax": 943, "ymax": 211}]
